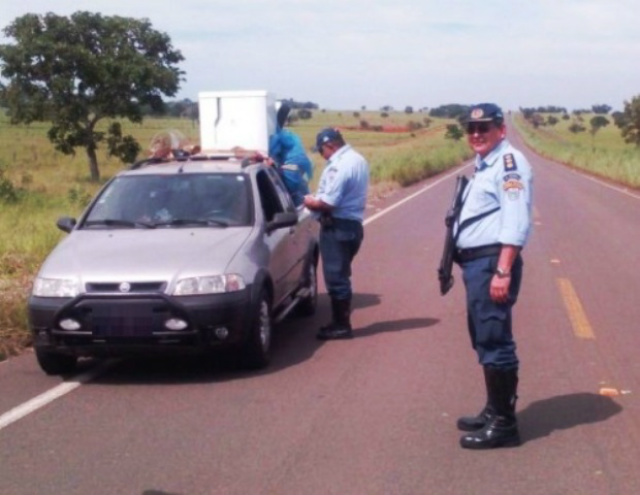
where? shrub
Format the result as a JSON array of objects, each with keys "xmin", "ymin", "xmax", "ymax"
[
  {"xmin": 569, "ymin": 123, "xmax": 586, "ymax": 133},
  {"xmin": 445, "ymin": 124, "xmax": 464, "ymax": 141},
  {"xmin": 0, "ymin": 167, "xmax": 22, "ymax": 204}
]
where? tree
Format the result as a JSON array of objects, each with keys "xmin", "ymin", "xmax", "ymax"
[
  {"xmin": 616, "ymin": 96, "xmax": 640, "ymax": 146},
  {"xmin": 296, "ymin": 108, "xmax": 313, "ymax": 120},
  {"xmin": 611, "ymin": 111, "xmax": 625, "ymax": 127},
  {"xmin": 0, "ymin": 12, "xmax": 184, "ymax": 181},
  {"xmin": 591, "ymin": 104, "xmax": 612, "ymax": 115},
  {"xmin": 430, "ymin": 104, "xmax": 469, "ymax": 120},
  {"xmin": 589, "ymin": 115, "xmax": 610, "ymax": 149},
  {"xmin": 568, "ymin": 123, "xmax": 586, "ymax": 134},
  {"xmin": 529, "ymin": 113, "xmax": 545, "ymax": 128},
  {"xmin": 589, "ymin": 115, "xmax": 609, "ymax": 135},
  {"xmin": 445, "ymin": 124, "xmax": 463, "ymax": 141}
]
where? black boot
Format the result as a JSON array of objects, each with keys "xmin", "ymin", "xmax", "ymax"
[
  {"xmin": 460, "ymin": 368, "xmax": 520, "ymax": 449},
  {"xmin": 317, "ymin": 298, "xmax": 353, "ymax": 340},
  {"xmin": 317, "ymin": 297, "xmax": 344, "ymax": 333},
  {"xmin": 457, "ymin": 366, "xmax": 495, "ymax": 431}
]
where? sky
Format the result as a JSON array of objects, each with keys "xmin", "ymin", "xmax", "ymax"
[{"xmin": 1, "ymin": 0, "xmax": 639, "ymax": 112}]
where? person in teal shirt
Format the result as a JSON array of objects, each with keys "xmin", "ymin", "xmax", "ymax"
[{"xmin": 267, "ymin": 104, "xmax": 313, "ymax": 206}]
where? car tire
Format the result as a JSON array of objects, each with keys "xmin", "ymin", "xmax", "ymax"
[
  {"xmin": 297, "ymin": 259, "xmax": 318, "ymax": 317},
  {"xmin": 35, "ymin": 348, "xmax": 77, "ymax": 376},
  {"xmin": 241, "ymin": 288, "xmax": 272, "ymax": 369}
]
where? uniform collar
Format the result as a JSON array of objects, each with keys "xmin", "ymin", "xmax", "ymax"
[
  {"xmin": 475, "ymin": 139, "xmax": 508, "ymax": 171},
  {"xmin": 327, "ymin": 144, "xmax": 351, "ymax": 165}
]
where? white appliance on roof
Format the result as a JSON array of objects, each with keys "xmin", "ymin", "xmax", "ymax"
[{"xmin": 198, "ymin": 90, "xmax": 277, "ymax": 154}]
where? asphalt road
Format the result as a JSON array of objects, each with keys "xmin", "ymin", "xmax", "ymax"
[{"xmin": 1, "ymin": 123, "xmax": 640, "ymax": 495}]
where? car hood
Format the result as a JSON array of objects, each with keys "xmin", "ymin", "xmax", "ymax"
[{"xmin": 37, "ymin": 227, "xmax": 253, "ymax": 284}]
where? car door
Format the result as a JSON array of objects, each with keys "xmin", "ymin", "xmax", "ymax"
[
  {"xmin": 256, "ymin": 169, "xmax": 299, "ymax": 305},
  {"xmin": 266, "ymin": 168, "xmax": 309, "ymax": 290}
]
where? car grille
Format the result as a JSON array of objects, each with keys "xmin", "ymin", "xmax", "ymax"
[{"xmin": 85, "ymin": 282, "xmax": 166, "ymax": 293}]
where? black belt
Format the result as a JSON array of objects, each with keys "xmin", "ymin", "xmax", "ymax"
[
  {"xmin": 455, "ymin": 243, "xmax": 502, "ymax": 262},
  {"xmin": 319, "ymin": 216, "xmax": 360, "ymax": 229}
]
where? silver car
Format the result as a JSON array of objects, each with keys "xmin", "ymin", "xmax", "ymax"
[{"xmin": 28, "ymin": 156, "xmax": 319, "ymax": 374}]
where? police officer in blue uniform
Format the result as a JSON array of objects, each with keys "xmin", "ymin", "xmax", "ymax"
[
  {"xmin": 303, "ymin": 128, "xmax": 370, "ymax": 340},
  {"xmin": 453, "ymin": 103, "xmax": 533, "ymax": 449}
]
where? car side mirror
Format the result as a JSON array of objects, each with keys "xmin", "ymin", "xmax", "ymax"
[
  {"xmin": 266, "ymin": 211, "xmax": 298, "ymax": 233},
  {"xmin": 56, "ymin": 216, "xmax": 77, "ymax": 233}
]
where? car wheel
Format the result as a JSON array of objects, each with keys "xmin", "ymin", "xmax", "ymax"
[
  {"xmin": 35, "ymin": 348, "xmax": 77, "ymax": 376},
  {"xmin": 297, "ymin": 259, "xmax": 318, "ymax": 316},
  {"xmin": 241, "ymin": 289, "xmax": 272, "ymax": 369}
]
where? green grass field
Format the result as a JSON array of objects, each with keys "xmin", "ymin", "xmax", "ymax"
[
  {"xmin": 512, "ymin": 112, "xmax": 640, "ymax": 188},
  {"xmin": 0, "ymin": 109, "xmax": 470, "ymax": 358}
]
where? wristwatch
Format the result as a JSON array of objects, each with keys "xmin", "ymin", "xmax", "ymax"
[{"xmin": 495, "ymin": 267, "xmax": 511, "ymax": 278}]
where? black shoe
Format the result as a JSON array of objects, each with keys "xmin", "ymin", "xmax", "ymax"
[
  {"xmin": 318, "ymin": 321, "xmax": 337, "ymax": 332},
  {"xmin": 457, "ymin": 406, "xmax": 494, "ymax": 432},
  {"xmin": 460, "ymin": 367, "xmax": 520, "ymax": 449},
  {"xmin": 317, "ymin": 298, "xmax": 353, "ymax": 340},
  {"xmin": 316, "ymin": 325, "xmax": 353, "ymax": 340},
  {"xmin": 459, "ymin": 419, "xmax": 520, "ymax": 449}
]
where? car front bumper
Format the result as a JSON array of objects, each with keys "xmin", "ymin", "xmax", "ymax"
[{"xmin": 28, "ymin": 289, "xmax": 253, "ymax": 357}]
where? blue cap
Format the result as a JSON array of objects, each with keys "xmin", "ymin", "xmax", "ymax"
[
  {"xmin": 467, "ymin": 103, "xmax": 504, "ymax": 124},
  {"xmin": 314, "ymin": 127, "xmax": 343, "ymax": 152}
]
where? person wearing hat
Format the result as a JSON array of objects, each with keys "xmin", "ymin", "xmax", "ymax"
[
  {"xmin": 453, "ymin": 103, "xmax": 533, "ymax": 449},
  {"xmin": 303, "ymin": 128, "xmax": 369, "ymax": 340}
]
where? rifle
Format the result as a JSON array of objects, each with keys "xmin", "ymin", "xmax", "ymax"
[{"xmin": 438, "ymin": 175, "xmax": 469, "ymax": 295}]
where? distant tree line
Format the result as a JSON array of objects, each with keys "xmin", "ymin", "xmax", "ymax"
[
  {"xmin": 138, "ymin": 97, "xmax": 320, "ymax": 120},
  {"xmin": 518, "ymin": 99, "xmax": 640, "ymax": 147},
  {"xmin": 429, "ymin": 104, "xmax": 470, "ymax": 121}
]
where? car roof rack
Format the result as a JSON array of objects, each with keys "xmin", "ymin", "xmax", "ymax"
[
  {"xmin": 128, "ymin": 148, "xmax": 267, "ymax": 170},
  {"xmin": 129, "ymin": 155, "xmax": 227, "ymax": 170}
]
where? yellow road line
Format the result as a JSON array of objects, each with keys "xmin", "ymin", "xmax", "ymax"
[{"xmin": 557, "ymin": 278, "xmax": 595, "ymax": 340}]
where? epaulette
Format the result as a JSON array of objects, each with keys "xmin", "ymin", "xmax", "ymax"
[{"xmin": 503, "ymin": 153, "xmax": 517, "ymax": 171}]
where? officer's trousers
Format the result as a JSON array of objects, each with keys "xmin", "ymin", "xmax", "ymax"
[
  {"xmin": 319, "ymin": 218, "xmax": 364, "ymax": 300},
  {"xmin": 460, "ymin": 254, "xmax": 523, "ymax": 369}
]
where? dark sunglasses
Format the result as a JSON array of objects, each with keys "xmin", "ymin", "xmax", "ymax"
[{"xmin": 466, "ymin": 122, "xmax": 493, "ymax": 134}]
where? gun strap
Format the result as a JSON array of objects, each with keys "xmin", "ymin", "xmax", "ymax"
[{"xmin": 454, "ymin": 206, "xmax": 501, "ymax": 244}]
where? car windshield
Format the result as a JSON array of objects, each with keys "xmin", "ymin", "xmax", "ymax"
[{"xmin": 83, "ymin": 173, "xmax": 252, "ymax": 229}]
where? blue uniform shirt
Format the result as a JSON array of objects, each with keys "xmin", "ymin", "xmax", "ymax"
[
  {"xmin": 268, "ymin": 127, "xmax": 314, "ymax": 206},
  {"xmin": 315, "ymin": 145, "xmax": 369, "ymax": 222},
  {"xmin": 268, "ymin": 128, "xmax": 313, "ymax": 180},
  {"xmin": 455, "ymin": 139, "xmax": 533, "ymax": 249}
]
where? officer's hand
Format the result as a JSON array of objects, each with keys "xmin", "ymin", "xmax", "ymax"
[{"xmin": 490, "ymin": 275, "xmax": 511, "ymax": 304}]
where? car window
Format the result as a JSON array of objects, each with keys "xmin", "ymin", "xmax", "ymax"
[
  {"xmin": 266, "ymin": 167, "xmax": 296, "ymax": 213},
  {"xmin": 84, "ymin": 173, "xmax": 253, "ymax": 228},
  {"xmin": 257, "ymin": 170, "xmax": 287, "ymax": 222}
]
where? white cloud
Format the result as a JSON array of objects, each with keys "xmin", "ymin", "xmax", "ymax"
[{"xmin": 1, "ymin": 0, "xmax": 639, "ymax": 111}]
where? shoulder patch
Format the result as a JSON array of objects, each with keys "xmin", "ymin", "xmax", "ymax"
[
  {"xmin": 503, "ymin": 153, "xmax": 517, "ymax": 171},
  {"xmin": 503, "ymin": 172, "xmax": 522, "ymax": 182}
]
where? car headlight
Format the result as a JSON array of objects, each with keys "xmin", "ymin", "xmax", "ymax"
[
  {"xmin": 32, "ymin": 277, "xmax": 80, "ymax": 297},
  {"xmin": 173, "ymin": 274, "xmax": 246, "ymax": 295}
]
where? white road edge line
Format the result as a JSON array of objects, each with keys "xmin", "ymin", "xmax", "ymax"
[
  {"xmin": 579, "ymin": 172, "xmax": 640, "ymax": 201},
  {"xmin": 0, "ymin": 360, "xmax": 115, "ymax": 431},
  {"xmin": 364, "ymin": 165, "xmax": 468, "ymax": 226}
]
